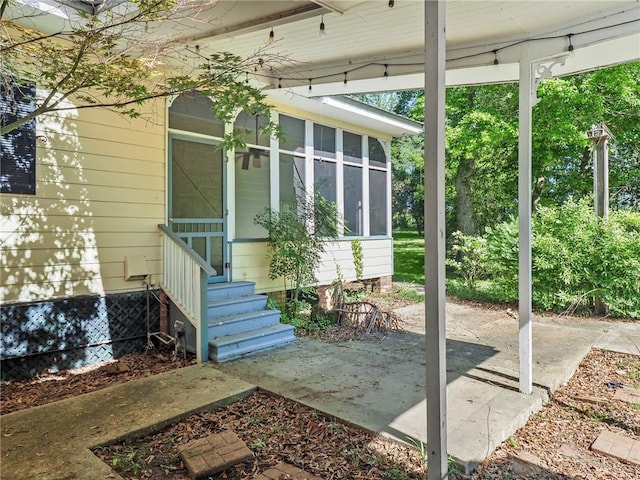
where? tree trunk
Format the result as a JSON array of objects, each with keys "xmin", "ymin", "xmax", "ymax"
[{"xmin": 455, "ymin": 156, "xmax": 478, "ymax": 235}]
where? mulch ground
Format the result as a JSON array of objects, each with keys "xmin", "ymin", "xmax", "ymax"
[
  {"xmin": 0, "ymin": 347, "xmax": 196, "ymax": 416},
  {"xmin": 1, "ymin": 336, "xmax": 638, "ymax": 479}
]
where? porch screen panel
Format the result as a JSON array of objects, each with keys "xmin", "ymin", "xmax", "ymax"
[
  {"xmin": 368, "ymin": 137, "xmax": 387, "ymax": 168},
  {"xmin": 279, "ymin": 115, "xmax": 305, "ymax": 154},
  {"xmin": 314, "ymin": 159, "xmax": 336, "ymax": 203},
  {"xmin": 343, "ymin": 165, "xmax": 363, "ymax": 236},
  {"xmin": 314, "ymin": 124, "xmax": 336, "ymax": 159},
  {"xmin": 369, "ymin": 169, "xmax": 388, "ymax": 236},
  {"xmin": 343, "ymin": 131, "xmax": 362, "ymax": 164},
  {"xmin": 235, "ymin": 148, "xmax": 270, "ymax": 238},
  {"xmin": 279, "ymin": 154, "xmax": 305, "ymax": 212},
  {"xmin": 169, "ymin": 92, "xmax": 224, "ymax": 138},
  {"xmin": 171, "ymin": 139, "xmax": 223, "ymax": 218}
]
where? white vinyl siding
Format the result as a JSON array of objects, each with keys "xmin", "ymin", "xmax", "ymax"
[{"xmin": 0, "ymin": 99, "xmax": 165, "ymax": 304}]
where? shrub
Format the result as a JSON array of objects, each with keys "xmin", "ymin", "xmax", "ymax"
[
  {"xmin": 446, "ymin": 230, "xmax": 488, "ymax": 289},
  {"xmin": 469, "ymin": 200, "xmax": 639, "ymax": 317}
]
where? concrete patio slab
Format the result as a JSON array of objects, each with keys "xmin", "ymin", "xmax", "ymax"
[{"xmin": 216, "ymin": 301, "xmax": 638, "ymax": 472}]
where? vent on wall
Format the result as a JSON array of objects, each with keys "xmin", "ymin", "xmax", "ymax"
[{"xmin": 124, "ymin": 255, "xmax": 149, "ymax": 281}]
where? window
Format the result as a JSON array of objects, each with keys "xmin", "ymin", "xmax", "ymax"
[
  {"xmin": 369, "ymin": 169, "xmax": 387, "ymax": 235},
  {"xmin": 234, "ymin": 112, "xmax": 270, "ymax": 238},
  {"xmin": 279, "ymin": 114, "xmax": 305, "ymax": 153},
  {"xmin": 343, "ymin": 131, "xmax": 362, "ymax": 164},
  {"xmin": 313, "ymin": 124, "xmax": 336, "ymax": 159},
  {"xmin": 1, "ymin": 81, "xmax": 36, "ymax": 195},
  {"xmin": 314, "ymin": 159, "xmax": 336, "ymax": 204},
  {"xmin": 343, "ymin": 165, "xmax": 363, "ymax": 236},
  {"xmin": 368, "ymin": 137, "xmax": 387, "ymax": 168},
  {"xmin": 235, "ymin": 110, "xmax": 270, "ymax": 147},
  {"xmin": 279, "ymin": 154, "xmax": 305, "ymax": 212},
  {"xmin": 235, "ymin": 151, "xmax": 270, "ymax": 238},
  {"xmin": 169, "ymin": 91, "xmax": 224, "ymax": 137}
]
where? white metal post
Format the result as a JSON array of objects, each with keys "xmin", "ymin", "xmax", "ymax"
[
  {"xmin": 425, "ymin": 1, "xmax": 448, "ymax": 478},
  {"xmin": 518, "ymin": 59, "xmax": 533, "ymax": 395}
]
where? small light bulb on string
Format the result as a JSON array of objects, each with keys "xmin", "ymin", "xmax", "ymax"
[
  {"xmin": 567, "ymin": 34, "xmax": 575, "ymax": 56},
  {"xmin": 493, "ymin": 50, "xmax": 499, "ymax": 66},
  {"xmin": 245, "ymin": 72, "xmax": 249, "ymax": 85},
  {"xmin": 383, "ymin": 64, "xmax": 389, "ymax": 80},
  {"xmin": 308, "ymin": 79, "xmax": 312, "ymax": 93},
  {"xmin": 388, "ymin": 0, "xmax": 394, "ymax": 7},
  {"xmin": 195, "ymin": 45, "xmax": 200, "ymax": 55},
  {"xmin": 343, "ymin": 71, "xmax": 348, "ymax": 86},
  {"xmin": 278, "ymin": 78, "xmax": 282, "ymax": 89},
  {"xmin": 268, "ymin": 28, "xmax": 275, "ymax": 44},
  {"xmin": 319, "ymin": 15, "xmax": 326, "ymax": 37}
]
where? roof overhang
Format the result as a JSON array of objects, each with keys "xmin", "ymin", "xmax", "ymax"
[
  {"xmin": 268, "ymin": 90, "xmax": 423, "ymax": 137},
  {"xmin": 185, "ymin": 1, "xmax": 640, "ymax": 94}
]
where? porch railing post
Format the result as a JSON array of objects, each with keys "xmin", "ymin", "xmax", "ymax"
[{"xmin": 198, "ymin": 269, "xmax": 209, "ymax": 363}]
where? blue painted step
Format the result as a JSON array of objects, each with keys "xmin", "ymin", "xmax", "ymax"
[
  {"xmin": 207, "ymin": 281, "xmax": 255, "ymax": 301},
  {"xmin": 208, "ymin": 324, "xmax": 296, "ymax": 362},
  {"xmin": 207, "ymin": 309, "xmax": 281, "ymax": 338},
  {"xmin": 207, "ymin": 295, "xmax": 267, "ymax": 319}
]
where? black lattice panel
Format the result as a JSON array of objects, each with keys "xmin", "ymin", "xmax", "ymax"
[{"xmin": 1, "ymin": 290, "xmax": 160, "ymax": 381}]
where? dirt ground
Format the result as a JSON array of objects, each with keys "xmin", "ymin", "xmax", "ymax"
[{"xmin": 2, "ymin": 340, "xmax": 638, "ymax": 479}]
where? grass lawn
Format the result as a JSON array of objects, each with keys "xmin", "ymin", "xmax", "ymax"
[{"xmin": 393, "ymin": 229, "xmax": 424, "ymax": 284}]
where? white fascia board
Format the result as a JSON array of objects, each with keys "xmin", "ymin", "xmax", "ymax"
[
  {"xmin": 320, "ymin": 97, "xmax": 422, "ymax": 135},
  {"xmin": 267, "ymin": 89, "xmax": 422, "ymax": 137}
]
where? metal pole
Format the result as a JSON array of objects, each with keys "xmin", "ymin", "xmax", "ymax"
[{"xmin": 424, "ymin": 1, "xmax": 448, "ymax": 478}]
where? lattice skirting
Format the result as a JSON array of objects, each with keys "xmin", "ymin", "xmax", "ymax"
[{"xmin": 1, "ymin": 290, "xmax": 160, "ymax": 381}]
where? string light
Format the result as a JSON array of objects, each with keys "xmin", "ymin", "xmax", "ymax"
[
  {"xmin": 268, "ymin": 28, "xmax": 275, "ymax": 44},
  {"xmin": 319, "ymin": 15, "xmax": 326, "ymax": 37},
  {"xmin": 195, "ymin": 44, "xmax": 200, "ymax": 54},
  {"xmin": 388, "ymin": 0, "xmax": 394, "ymax": 7},
  {"xmin": 245, "ymin": 72, "xmax": 249, "ymax": 84},
  {"xmin": 567, "ymin": 33, "xmax": 574, "ymax": 55},
  {"xmin": 243, "ymin": 27, "xmax": 629, "ymax": 89},
  {"xmin": 278, "ymin": 78, "xmax": 282, "ymax": 88}
]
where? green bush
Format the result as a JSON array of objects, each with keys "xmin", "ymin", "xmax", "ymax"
[
  {"xmin": 483, "ymin": 218, "xmax": 520, "ymax": 301},
  {"xmin": 474, "ymin": 200, "xmax": 640, "ymax": 318},
  {"xmin": 446, "ymin": 230, "xmax": 487, "ymax": 289}
]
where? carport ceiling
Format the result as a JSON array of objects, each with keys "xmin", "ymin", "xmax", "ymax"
[{"xmin": 180, "ymin": 1, "xmax": 640, "ymax": 93}]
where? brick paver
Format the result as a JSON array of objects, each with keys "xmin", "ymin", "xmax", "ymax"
[
  {"xmin": 179, "ymin": 430, "xmax": 253, "ymax": 479},
  {"xmin": 614, "ymin": 386, "xmax": 640, "ymax": 404},
  {"xmin": 591, "ymin": 430, "xmax": 640, "ymax": 466},
  {"xmin": 256, "ymin": 461, "xmax": 323, "ymax": 480}
]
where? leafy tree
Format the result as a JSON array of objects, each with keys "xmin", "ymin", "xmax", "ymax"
[
  {"xmin": 1, "ymin": 0, "xmax": 275, "ymax": 139},
  {"xmin": 254, "ymin": 192, "xmax": 339, "ymax": 317},
  {"xmin": 372, "ymin": 62, "xmax": 639, "ymax": 236},
  {"xmin": 391, "ymin": 133, "xmax": 424, "ymax": 232}
]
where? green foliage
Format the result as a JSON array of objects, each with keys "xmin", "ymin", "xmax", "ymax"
[
  {"xmin": 351, "ymin": 239, "xmax": 363, "ymax": 280},
  {"xmin": 446, "ymin": 230, "xmax": 487, "ymax": 289},
  {"xmin": 477, "ymin": 201, "xmax": 640, "ymax": 317},
  {"xmin": 366, "ymin": 63, "xmax": 640, "ymax": 236},
  {"xmin": 254, "ymin": 192, "xmax": 339, "ymax": 317},
  {"xmin": 1, "ymin": 0, "xmax": 276, "ymax": 136},
  {"xmin": 483, "ymin": 219, "xmax": 520, "ymax": 301}
]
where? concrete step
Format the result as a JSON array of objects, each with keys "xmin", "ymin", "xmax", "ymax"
[
  {"xmin": 208, "ymin": 309, "xmax": 281, "ymax": 338},
  {"xmin": 207, "ymin": 295, "xmax": 268, "ymax": 319},
  {"xmin": 209, "ymin": 324, "xmax": 296, "ymax": 362},
  {"xmin": 207, "ymin": 281, "xmax": 256, "ymax": 301}
]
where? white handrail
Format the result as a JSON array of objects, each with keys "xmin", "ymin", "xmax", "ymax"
[{"xmin": 158, "ymin": 224, "xmax": 214, "ymax": 362}]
